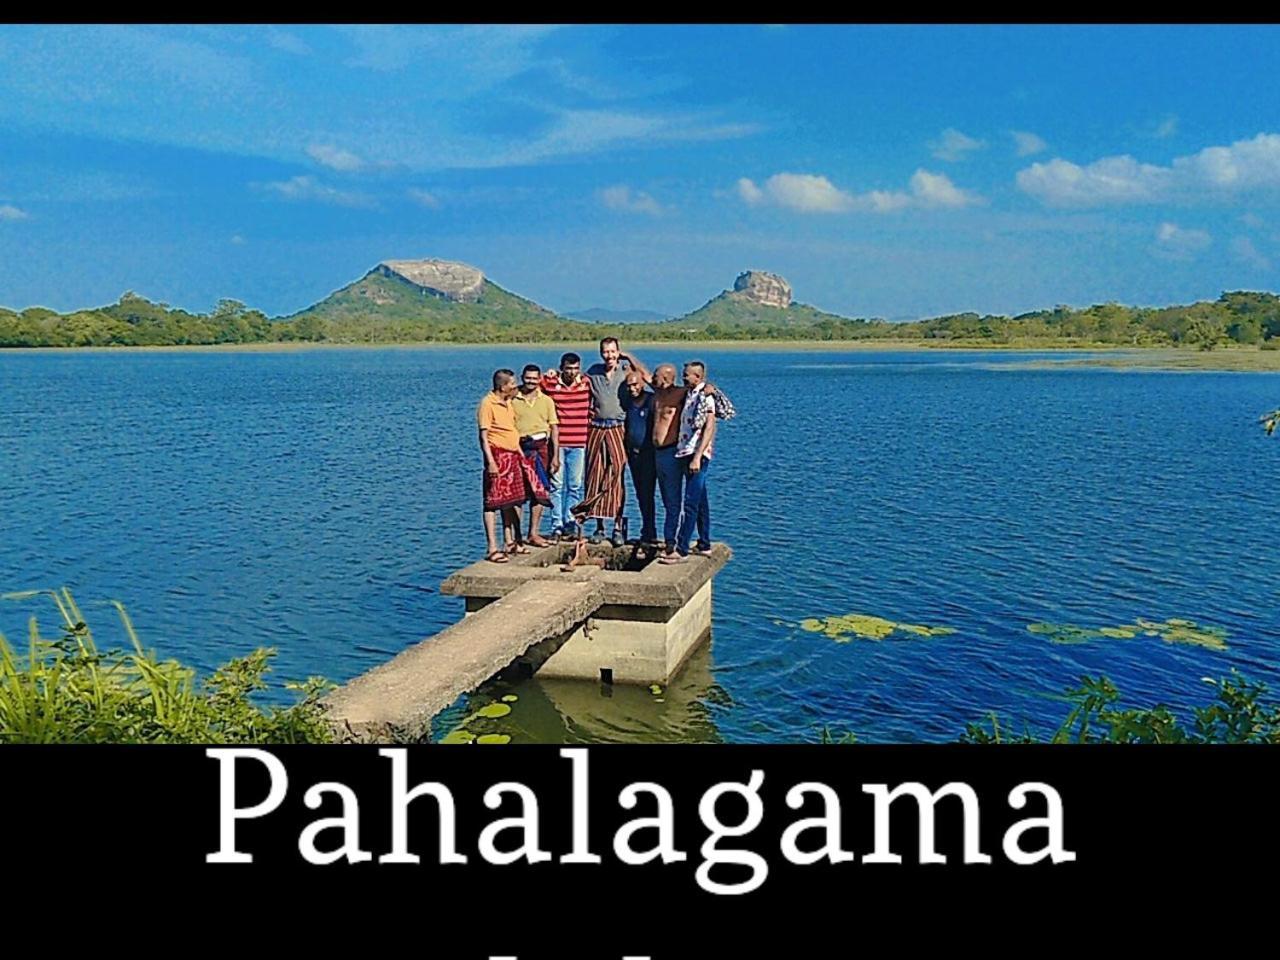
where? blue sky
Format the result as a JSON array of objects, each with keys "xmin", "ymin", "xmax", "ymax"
[{"xmin": 2, "ymin": 24, "xmax": 1280, "ymax": 319}]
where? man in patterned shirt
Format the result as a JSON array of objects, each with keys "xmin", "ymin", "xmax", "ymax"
[{"xmin": 659, "ymin": 360, "xmax": 717, "ymax": 564}]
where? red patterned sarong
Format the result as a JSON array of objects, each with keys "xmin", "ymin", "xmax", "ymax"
[{"xmin": 484, "ymin": 447, "xmax": 551, "ymax": 511}]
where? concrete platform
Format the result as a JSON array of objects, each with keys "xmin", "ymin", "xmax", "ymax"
[
  {"xmin": 445, "ymin": 542, "xmax": 730, "ymax": 686},
  {"xmin": 324, "ymin": 541, "xmax": 731, "ymax": 743}
]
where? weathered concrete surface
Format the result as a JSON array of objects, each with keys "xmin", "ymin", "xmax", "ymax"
[
  {"xmin": 442, "ymin": 543, "xmax": 730, "ymax": 686},
  {"xmin": 537, "ymin": 580, "xmax": 713, "ymax": 685},
  {"xmin": 441, "ymin": 542, "xmax": 730, "ymax": 608},
  {"xmin": 376, "ymin": 258, "xmax": 485, "ymax": 302},
  {"xmin": 324, "ymin": 579, "xmax": 603, "ymax": 743}
]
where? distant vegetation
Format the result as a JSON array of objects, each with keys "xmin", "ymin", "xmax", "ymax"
[{"xmin": 4, "ymin": 271, "xmax": 1280, "ymax": 349}]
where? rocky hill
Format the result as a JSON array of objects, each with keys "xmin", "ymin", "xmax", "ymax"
[
  {"xmin": 281, "ymin": 258, "xmax": 588, "ymax": 342},
  {"xmin": 653, "ymin": 269, "xmax": 859, "ymax": 336}
]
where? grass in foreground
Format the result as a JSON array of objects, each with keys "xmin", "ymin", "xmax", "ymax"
[{"xmin": 0, "ymin": 588, "xmax": 333, "ymax": 743}]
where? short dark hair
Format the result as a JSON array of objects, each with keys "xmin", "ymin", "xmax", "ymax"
[
  {"xmin": 492, "ymin": 368, "xmax": 515, "ymax": 390},
  {"xmin": 560, "ymin": 352, "xmax": 581, "ymax": 367},
  {"xmin": 600, "ymin": 337, "xmax": 619, "ymax": 352},
  {"xmin": 685, "ymin": 360, "xmax": 706, "ymax": 375},
  {"xmin": 522, "ymin": 363, "xmax": 541, "ymax": 377}
]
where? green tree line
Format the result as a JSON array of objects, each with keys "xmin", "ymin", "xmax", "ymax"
[{"xmin": 4, "ymin": 289, "xmax": 1280, "ymax": 348}]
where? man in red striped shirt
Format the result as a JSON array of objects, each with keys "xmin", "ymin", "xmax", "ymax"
[{"xmin": 540, "ymin": 352, "xmax": 591, "ymax": 538}]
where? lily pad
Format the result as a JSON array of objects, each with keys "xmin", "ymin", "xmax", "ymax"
[
  {"xmin": 501, "ymin": 695, "xmax": 519, "ymax": 703},
  {"xmin": 649, "ymin": 684, "xmax": 663, "ymax": 695},
  {"xmin": 799, "ymin": 611, "xmax": 956, "ymax": 642},
  {"xmin": 440, "ymin": 730, "xmax": 476, "ymax": 745},
  {"xmin": 476, "ymin": 734, "xmax": 512, "ymax": 745},
  {"xmin": 1027, "ymin": 618, "xmax": 1228, "ymax": 651},
  {"xmin": 475, "ymin": 703, "xmax": 512, "ymax": 719}
]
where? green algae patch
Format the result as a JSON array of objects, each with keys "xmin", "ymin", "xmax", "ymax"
[
  {"xmin": 475, "ymin": 703, "xmax": 512, "ymax": 719},
  {"xmin": 1027, "ymin": 618, "xmax": 1228, "ymax": 651},
  {"xmin": 440, "ymin": 730, "xmax": 476, "ymax": 744},
  {"xmin": 800, "ymin": 612, "xmax": 957, "ymax": 643},
  {"xmin": 476, "ymin": 734, "xmax": 512, "ymax": 745}
]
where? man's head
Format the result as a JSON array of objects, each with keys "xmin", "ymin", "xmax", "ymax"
[
  {"xmin": 653, "ymin": 363, "xmax": 678, "ymax": 389},
  {"xmin": 599, "ymin": 337, "xmax": 620, "ymax": 369},
  {"xmin": 520, "ymin": 364, "xmax": 541, "ymax": 393},
  {"xmin": 625, "ymin": 369, "xmax": 646, "ymax": 399},
  {"xmin": 683, "ymin": 360, "xmax": 706, "ymax": 388},
  {"xmin": 560, "ymin": 352, "xmax": 581, "ymax": 383},
  {"xmin": 492, "ymin": 368, "xmax": 517, "ymax": 398}
]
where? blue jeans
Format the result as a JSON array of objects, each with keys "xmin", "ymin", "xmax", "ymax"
[
  {"xmin": 627, "ymin": 446, "xmax": 658, "ymax": 542},
  {"xmin": 549, "ymin": 446, "xmax": 585, "ymax": 533},
  {"xmin": 655, "ymin": 446, "xmax": 684, "ymax": 548},
  {"xmin": 675, "ymin": 455, "xmax": 711, "ymax": 556}
]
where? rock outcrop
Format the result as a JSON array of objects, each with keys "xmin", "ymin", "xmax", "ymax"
[
  {"xmin": 376, "ymin": 258, "xmax": 485, "ymax": 303},
  {"xmin": 731, "ymin": 270, "xmax": 792, "ymax": 308}
]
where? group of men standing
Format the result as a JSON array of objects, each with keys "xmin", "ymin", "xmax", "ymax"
[{"xmin": 476, "ymin": 337, "xmax": 732, "ymax": 566}]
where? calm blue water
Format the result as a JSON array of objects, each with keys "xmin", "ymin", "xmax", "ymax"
[{"xmin": 2, "ymin": 347, "xmax": 1277, "ymax": 742}]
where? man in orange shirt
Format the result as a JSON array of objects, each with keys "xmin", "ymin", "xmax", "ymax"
[{"xmin": 478, "ymin": 369, "xmax": 551, "ymax": 562}]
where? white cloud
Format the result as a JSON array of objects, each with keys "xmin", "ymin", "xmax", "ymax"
[
  {"xmin": 307, "ymin": 143, "xmax": 365, "ymax": 172},
  {"xmin": 258, "ymin": 175, "xmax": 374, "ymax": 207},
  {"xmin": 1012, "ymin": 131, "xmax": 1047, "ymax": 157},
  {"xmin": 751, "ymin": 173, "xmax": 855, "ymax": 213},
  {"xmin": 406, "ymin": 188, "xmax": 441, "ymax": 209},
  {"xmin": 736, "ymin": 177, "xmax": 765, "ymax": 206},
  {"xmin": 599, "ymin": 185, "xmax": 664, "ymax": 216},
  {"xmin": 1232, "ymin": 236, "xmax": 1272, "ymax": 271},
  {"xmin": 1153, "ymin": 221, "xmax": 1211, "ymax": 260},
  {"xmin": 929, "ymin": 128, "xmax": 986, "ymax": 162},
  {"xmin": 736, "ymin": 170, "xmax": 982, "ymax": 214},
  {"xmin": 0, "ymin": 204, "xmax": 30, "ymax": 221},
  {"xmin": 229, "ymin": 234, "xmax": 246, "ymax": 245},
  {"xmin": 1155, "ymin": 114, "xmax": 1179, "ymax": 139},
  {"xmin": 1018, "ymin": 133, "xmax": 1280, "ymax": 207},
  {"xmin": 908, "ymin": 169, "xmax": 982, "ymax": 208}
]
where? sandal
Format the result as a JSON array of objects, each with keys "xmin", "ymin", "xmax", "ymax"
[
  {"xmin": 527, "ymin": 534, "xmax": 553, "ymax": 548},
  {"xmin": 486, "ymin": 551, "xmax": 510, "ymax": 564},
  {"xmin": 505, "ymin": 542, "xmax": 530, "ymax": 555}
]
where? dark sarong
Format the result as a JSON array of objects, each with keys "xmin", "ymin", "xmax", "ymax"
[
  {"xmin": 484, "ymin": 447, "xmax": 551, "ymax": 512},
  {"xmin": 520, "ymin": 436, "xmax": 551, "ymax": 492}
]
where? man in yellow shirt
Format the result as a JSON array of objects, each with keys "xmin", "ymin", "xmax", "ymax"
[
  {"xmin": 511, "ymin": 363, "xmax": 559, "ymax": 548},
  {"xmin": 477, "ymin": 369, "xmax": 550, "ymax": 562}
]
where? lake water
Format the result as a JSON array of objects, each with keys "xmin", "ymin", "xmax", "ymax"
[{"xmin": 3, "ymin": 346, "xmax": 1277, "ymax": 743}]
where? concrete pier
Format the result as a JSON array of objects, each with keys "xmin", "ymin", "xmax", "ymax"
[{"xmin": 324, "ymin": 541, "xmax": 730, "ymax": 743}]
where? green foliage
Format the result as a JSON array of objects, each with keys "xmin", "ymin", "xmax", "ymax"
[
  {"xmin": 1261, "ymin": 409, "xmax": 1280, "ymax": 436},
  {"xmin": 7, "ymin": 276, "xmax": 1280, "ymax": 349},
  {"xmin": 0, "ymin": 588, "xmax": 334, "ymax": 743},
  {"xmin": 962, "ymin": 672, "xmax": 1280, "ymax": 744},
  {"xmin": 798, "ymin": 611, "xmax": 956, "ymax": 642},
  {"xmin": 1027, "ymin": 618, "xmax": 1229, "ymax": 651}
]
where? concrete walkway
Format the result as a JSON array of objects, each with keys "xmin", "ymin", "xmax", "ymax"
[{"xmin": 323, "ymin": 578, "xmax": 604, "ymax": 743}]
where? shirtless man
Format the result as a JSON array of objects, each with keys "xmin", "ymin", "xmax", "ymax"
[{"xmin": 652, "ymin": 363, "xmax": 689, "ymax": 552}]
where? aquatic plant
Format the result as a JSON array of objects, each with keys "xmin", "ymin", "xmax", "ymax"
[
  {"xmin": 0, "ymin": 588, "xmax": 333, "ymax": 744},
  {"xmin": 1026, "ymin": 618, "xmax": 1228, "ymax": 651},
  {"xmin": 438, "ymin": 693, "xmax": 520, "ymax": 744},
  {"xmin": 797, "ymin": 612, "xmax": 957, "ymax": 643},
  {"xmin": 963, "ymin": 672, "xmax": 1280, "ymax": 744}
]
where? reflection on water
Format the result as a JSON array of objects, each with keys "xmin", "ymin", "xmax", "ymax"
[{"xmin": 434, "ymin": 639, "xmax": 727, "ymax": 744}]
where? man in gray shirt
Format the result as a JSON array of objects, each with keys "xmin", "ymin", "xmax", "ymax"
[{"xmin": 575, "ymin": 337, "xmax": 649, "ymax": 544}]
